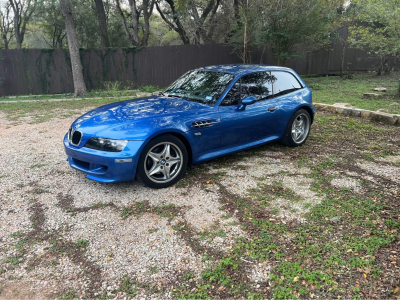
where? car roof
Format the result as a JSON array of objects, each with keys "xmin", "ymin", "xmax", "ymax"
[{"xmin": 196, "ymin": 64, "xmax": 292, "ymax": 76}]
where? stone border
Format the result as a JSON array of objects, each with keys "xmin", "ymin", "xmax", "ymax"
[{"xmin": 314, "ymin": 103, "xmax": 400, "ymax": 126}]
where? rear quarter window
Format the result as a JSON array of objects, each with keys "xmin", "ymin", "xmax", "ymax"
[{"xmin": 272, "ymin": 71, "xmax": 302, "ymax": 97}]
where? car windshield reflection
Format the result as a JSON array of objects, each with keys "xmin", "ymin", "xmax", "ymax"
[{"xmin": 163, "ymin": 70, "xmax": 234, "ymax": 105}]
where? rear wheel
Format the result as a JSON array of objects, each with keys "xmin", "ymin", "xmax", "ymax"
[
  {"xmin": 281, "ymin": 109, "xmax": 311, "ymax": 147},
  {"xmin": 136, "ymin": 135, "xmax": 188, "ymax": 189}
]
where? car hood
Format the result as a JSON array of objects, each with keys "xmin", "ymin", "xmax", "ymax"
[{"xmin": 70, "ymin": 96, "xmax": 212, "ymax": 140}]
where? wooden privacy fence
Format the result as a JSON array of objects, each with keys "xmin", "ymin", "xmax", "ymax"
[{"xmin": 0, "ymin": 35, "xmax": 394, "ymax": 96}]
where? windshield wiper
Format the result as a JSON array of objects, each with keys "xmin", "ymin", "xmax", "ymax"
[{"xmin": 166, "ymin": 93, "xmax": 182, "ymax": 98}]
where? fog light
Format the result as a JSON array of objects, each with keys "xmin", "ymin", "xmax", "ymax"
[{"xmin": 115, "ymin": 158, "xmax": 132, "ymax": 163}]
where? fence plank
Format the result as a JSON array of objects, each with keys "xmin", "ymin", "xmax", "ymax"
[{"xmin": 0, "ymin": 42, "xmax": 396, "ymax": 96}]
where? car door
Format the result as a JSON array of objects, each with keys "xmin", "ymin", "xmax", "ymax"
[
  {"xmin": 270, "ymin": 71, "xmax": 305, "ymax": 131},
  {"xmin": 218, "ymin": 71, "xmax": 281, "ymax": 148}
]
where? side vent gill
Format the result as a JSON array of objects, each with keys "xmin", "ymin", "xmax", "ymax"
[
  {"xmin": 187, "ymin": 118, "xmax": 220, "ymax": 130},
  {"xmin": 192, "ymin": 120, "xmax": 213, "ymax": 128}
]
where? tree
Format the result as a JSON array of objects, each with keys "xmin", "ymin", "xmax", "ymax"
[
  {"xmin": 230, "ymin": 0, "xmax": 343, "ymax": 66},
  {"xmin": 115, "ymin": 0, "xmax": 156, "ymax": 46},
  {"xmin": 228, "ymin": 0, "xmax": 258, "ymax": 63},
  {"xmin": 33, "ymin": 0, "xmax": 66, "ymax": 48},
  {"xmin": 155, "ymin": 0, "xmax": 223, "ymax": 45},
  {"xmin": 0, "ymin": 2, "xmax": 14, "ymax": 49},
  {"xmin": 59, "ymin": 0, "xmax": 87, "ymax": 96},
  {"xmin": 331, "ymin": 3, "xmax": 358, "ymax": 76},
  {"xmin": 155, "ymin": 0, "xmax": 190, "ymax": 44},
  {"xmin": 8, "ymin": 0, "xmax": 38, "ymax": 49},
  {"xmin": 348, "ymin": 0, "xmax": 400, "ymax": 79},
  {"xmin": 94, "ymin": 0, "xmax": 110, "ymax": 48}
]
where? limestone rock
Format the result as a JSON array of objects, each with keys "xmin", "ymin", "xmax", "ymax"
[
  {"xmin": 363, "ymin": 93, "xmax": 382, "ymax": 99},
  {"xmin": 336, "ymin": 107, "xmax": 354, "ymax": 116},
  {"xmin": 389, "ymin": 102, "xmax": 399, "ymax": 109},
  {"xmin": 376, "ymin": 109, "xmax": 388, "ymax": 113},
  {"xmin": 370, "ymin": 111, "xmax": 399, "ymax": 125},
  {"xmin": 373, "ymin": 87, "xmax": 387, "ymax": 92},
  {"xmin": 313, "ymin": 103, "xmax": 336, "ymax": 113},
  {"xmin": 361, "ymin": 110, "xmax": 373, "ymax": 119},
  {"xmin": 333, "ymin": 103, "xmax": 353, "ymax": 108}
]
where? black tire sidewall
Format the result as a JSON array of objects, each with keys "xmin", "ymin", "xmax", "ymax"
[
  {"xmin": 282, "ymin": 109, "xmax": 311, "ymax": 147},
  {"xmin": 136, "ymin": 134, "xmax": 188, "ymax": 189}
]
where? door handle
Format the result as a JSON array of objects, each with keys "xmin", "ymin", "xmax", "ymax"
[{"xmin": 268, "ymin": 106, "xmax": 277, "ymax": 112}]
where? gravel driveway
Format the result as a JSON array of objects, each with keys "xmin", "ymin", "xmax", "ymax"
[{"xmin": 0, "ymin": 109, "xmax": 399, "ymax": 299}]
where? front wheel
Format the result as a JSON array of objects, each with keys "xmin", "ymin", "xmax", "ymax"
[
  {"xmin": 281, "ymin": 109, "xmax": 311, "ymax": 147},
  {"xmin": 136, "ymin": 135, "xmax": 188, "ymax": 189}
]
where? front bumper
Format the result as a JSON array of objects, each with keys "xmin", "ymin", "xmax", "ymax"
[{"xmin": 63, "ymin": 133, "xmax": 145, "ymax": 183}]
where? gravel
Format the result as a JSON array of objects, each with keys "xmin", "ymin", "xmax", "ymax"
[
  {"xmin": 331, "ymin": 176, "xmax": 362, "ymax": 193},
  {"xmin": 1, "ymin": 112, "xmax": 399, "ymax": 298}
]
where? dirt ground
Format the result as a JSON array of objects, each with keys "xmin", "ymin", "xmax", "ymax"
[{"xmin": 0, "ymin": 110, "xmax": 399, "ymax": 299}]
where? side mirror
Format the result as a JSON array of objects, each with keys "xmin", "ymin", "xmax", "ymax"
[{"xmin": 239, "ymin": 96, "xmax": 256, "ymax": 110}]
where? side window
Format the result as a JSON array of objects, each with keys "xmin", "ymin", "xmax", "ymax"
[
  {"xmin": 272, "ymin": 71, "xmax": 302, "ymax": 97},
  {"xmin": 221, "ymin": 72, "xmax": 273, "ymax": 106},
  {"xmin": 221, "ymin": 81, "xmax": 241, "ymax": 106},
  {"xmin": 241, "ymin": 72, "xmax": 273, "ymax": 101}
]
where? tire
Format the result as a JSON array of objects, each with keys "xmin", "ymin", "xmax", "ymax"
[
  {"xmin": 281, "ymin": 109, "xmax": 311, "ymax": 147},
  {"xmin": 136, "ymin": 134, "xmax": 188, "ymax": 189}
]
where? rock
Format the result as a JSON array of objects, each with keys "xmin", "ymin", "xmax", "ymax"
[
  {"xmin": 377, "ymin": 109, "xmax": 388, "ymax": 113},
  {"xmin": 350, "ymin": 108, "xmax": 363, "ymax": 117},
  {"xmin": 361, "ymin": 110, "xmax": 373, "ymax": 119},
  {"xmin": 363, "ymin": 93, "xmax": 383, "ymax": 99},
  {"xmin": 330, "ymin": 216, "xmax": 340, "ymax": 223},
  {"xmin": 389, "ymin": 102, "xmax": 399, "ymax": 109},
  {"xmin": 370, "ymin": 111, "xmax": 399, "ymax": 125},
  {"xmin": 373, "ymin": 87, "xmax": 387, "ymax": 92},
  {"xmin": 335, "ymin": 107, "xmax": 353, "ymax": 116},
  {"xmin": 314, "ymin": 103, "xmax": 336, "ymax": 113},
  {"xmin": 333, "ymin": 103, "xmax": 353, "ymax": 108}
]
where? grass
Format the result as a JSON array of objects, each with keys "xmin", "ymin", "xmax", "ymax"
[
  {"xmin": 0, "ymin": 97, "xmax": 129, "ymax": 123},
  {"xmin": 173, "ymin": 113, "xmax": 400, "ymax": 299},
  {"xmin": 0, "ymin": 84, "xmax": 162, "ymax": 102},
  {"xmin": 1, "ymin": 73, "xmax": 399, "ymax": 299},
  {"xmin": 1, "ymin": 72, "xmax": 399, "ymax": 124},
  {"xmin": 303, "ymin": 72, "xmax": 400, "ymax": 114}
]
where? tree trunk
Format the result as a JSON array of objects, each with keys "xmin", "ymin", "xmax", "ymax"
[
  {"xmin": 94, "ymin": 0, "xmax": 110, "ymax": 48},
  {"xmin": 398, "ymin": 80, "xmax": 400, "ymax": 97},
  {"xmin": 59, "ymin": 0, "xmax": 87, "ymax": 97},
  {"xmin": 340, "ymin": 40, "xmax": 346, "ymax": 75},
  {"xmin": 157, "ymin": 0, "xmax": 190, "ymax": 45},
  {"xmin": 128, "ymin": 0, "xmax": 140, "ymax": 45},
  {"xmin": 234, "ymin": 0, "xmax": 239, "ymax": 20},
  {"xmin": 11, "ymin": 4, "xmax": 22, "ymax": 49},
  {"xmin": 376, "ymin": 57, "xmax": 389, "ymax": 76},
  {"xmin": 2, "ymin": 34, "xmax": 9, "ymax": 49},
  {"xmin": 9, "ymin": 0, "xmax": 37, "ymax": 49}
]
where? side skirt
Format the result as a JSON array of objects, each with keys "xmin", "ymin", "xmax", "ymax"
[{"xmin": 192, "ymin": 135, "xmax": 282, "ymax": 164}]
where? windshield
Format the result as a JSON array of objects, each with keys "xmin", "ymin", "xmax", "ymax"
[{"xmin": 163, "ymin": 70, "xmax": 234, "ymax": 105}]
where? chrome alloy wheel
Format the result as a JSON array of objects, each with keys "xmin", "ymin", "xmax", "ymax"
[
  {"xmin": 144, "ymin": 142, "xmax": 183, "ymax": 183},
  {"xmin": 291, "ymin": 113, "xmax": 310, "ymax": 144}
]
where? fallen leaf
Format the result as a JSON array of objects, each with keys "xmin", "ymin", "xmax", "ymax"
[{"xmin": 363, "ymin": 266, "xmax": 372, "ymax": 274}]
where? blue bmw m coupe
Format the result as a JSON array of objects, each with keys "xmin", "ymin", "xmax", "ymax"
[{"xmin": 64, "ymin": 64, "xmax": 315, "ymax": 188}]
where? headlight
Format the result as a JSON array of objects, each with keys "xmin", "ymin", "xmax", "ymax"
[{"xmin": 84, "ymin": 137, "xmax": 128, "ymax": 152}]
